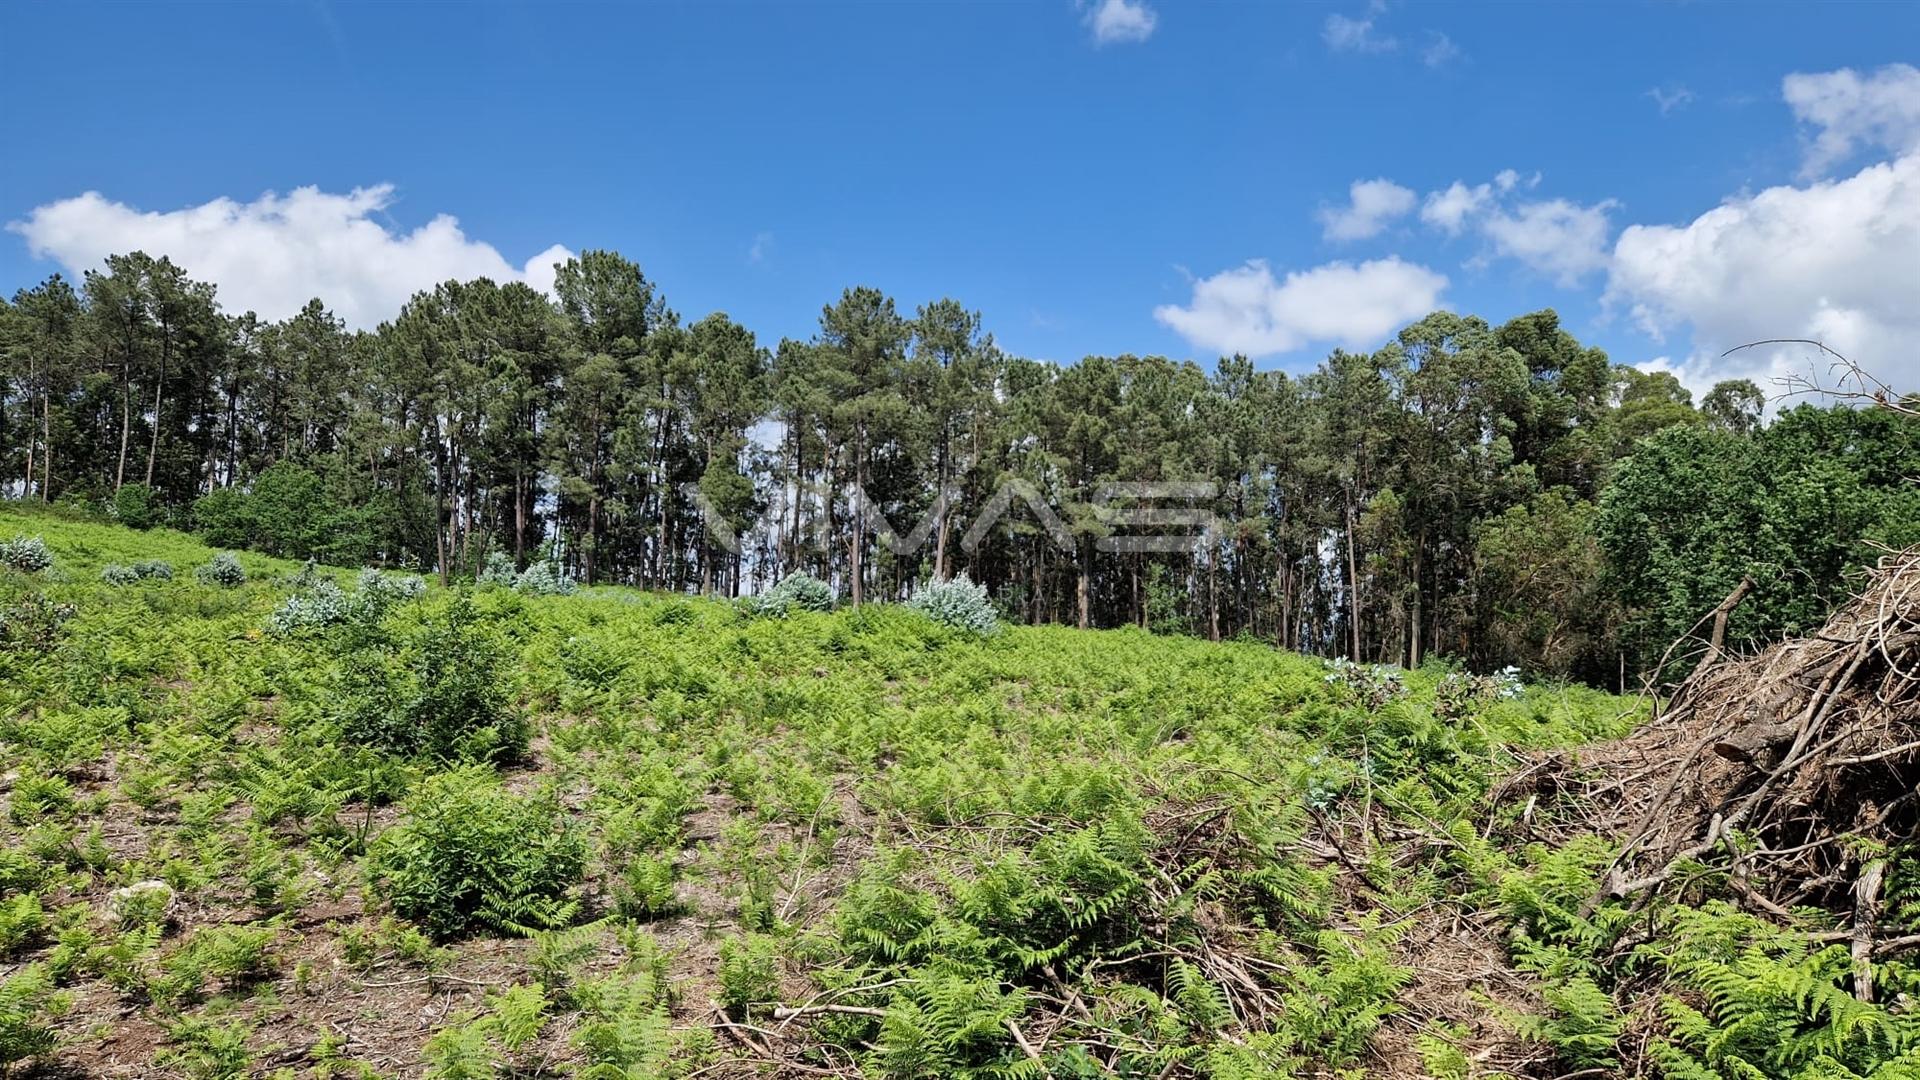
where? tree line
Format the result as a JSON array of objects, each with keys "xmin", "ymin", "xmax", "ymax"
[{"xmin": 3, "ymin": 249, "xmax": 1914, "ymax": 687}]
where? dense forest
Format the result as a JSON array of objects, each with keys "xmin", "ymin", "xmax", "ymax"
[{"xmin": 4, "ymin": 250, "xmax": 1915, "ymax": 686}]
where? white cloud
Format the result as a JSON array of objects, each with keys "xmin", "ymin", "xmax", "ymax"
[
  {"xmin": 1647, "ymin": 84, "xmax": 1696, "ymax": 115},
  {"xmin": 1083, "ymin": 0, "xmax": 1156, "ymax": 45},
  {"xmin": 1319, "ymin": 178, "xmax": 1417, "ymax": 241},
  {"xmin": 1607, "ymin": 149, "xmax": 1920, "ymax": 394},
  {"xmin": 1420, "ymin": 180, "xmax": 1495, "ymax": 234},
  {"xmin": 1323, "ymin": 10, "xmax": 1395, "ymax": 54},
  {"xmin": 1154, "ymin": 257, "xmax": 1447, "ymax": 358},
  {"xmin": 1480, "ymin": 197, "xmax": 1618, "ymax": 285},
  {"xmin": 1420, "ymin": 31, "xmax": 1461, "ymax": 69},
  {"xmin": 1416, "ymin": 170, "xmax": 1611, "ymax": 283},
  {"xmin": 7, "ymin": 184, "xmax": 572, "ymax": 329},
  {"xmin": 1784, "ymin": 63, "xmax": 1920, "ymax": 176},
  {"xmin": 748, "ymin": 231, "xmax": 774, "ymax": 265}
]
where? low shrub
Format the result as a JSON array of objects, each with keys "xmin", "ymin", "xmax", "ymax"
[
  {"xmin": 368, "ymin": 767, "xmax": 587, "ymax": 939},
  {"xmin": 477, "ymin": 551, "xmax": 517, "ymax": 589},
  {"xmin": 359, "ymin": 568, "xmax": 427, "ymax": 609},
  {"xmin": 267, "ymin": 579, "xmax": 350, "ymax": 636},
  {"xmin": 514, "ymin": 560, "xmax": 577, "ymax": 597},
  {"xmin": 747, "ymin": 571, "xmax": 834, "ymax": 617},
  {"xmin": 337, "ymin": 595, "xmax": 527, "ymax": 763},
  {"xmin": 109, "ymin": 484, "xmax": 161, "ymax": 530},
  {"xmin": 905, "ymin": 574, "xmax": 998, "ymax": 635},
  {"xmin": 716, "ymin": 933, "xmax": 781, "ymax": 1014},
  {"xmin": 614, "ymin": 854, "xmax": 679, "ymax": 922},
  {"xmin": 194, "ymin": 553, "xmax": 246, "ymax": 588},
  {"xmin": 100, "ymin": 564, "xmax": 140, "ymax": 586},
  {"xmin": 133, "ymin": 560, "xmax": 174, "ymax": 580},
  {"xmin": 0, "ymin": 536, "xmax": 53, "ymax": 574}
]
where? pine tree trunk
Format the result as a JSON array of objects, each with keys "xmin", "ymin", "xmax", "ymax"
[
  {"xmin": 1345, "ymin": 488, "xmax": 1362, "ymax": 662},
  {"xmin": 116, "ymin": 381, "xmax": 131, "ymax": 491},
  {"xmin": 1409, "ymin": 539, "xmax": 1424, "ymax": 668},
  {"xmin": 1077, "ymin": 538, "xmax": 1091, "ymax": 630},
  {"xmin": 850, "ymin": 428, "xmax": 866, "ymax": 606}
]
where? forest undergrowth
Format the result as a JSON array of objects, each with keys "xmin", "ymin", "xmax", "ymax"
[{"xmin": 4, "ymin": 503, "xmax": 1917, "ymax": 1079}]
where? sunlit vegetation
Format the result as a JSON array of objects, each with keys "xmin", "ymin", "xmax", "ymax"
[{"xmin": 5, "ymin": 505, "xmax": 1912, "ymax": 1078}]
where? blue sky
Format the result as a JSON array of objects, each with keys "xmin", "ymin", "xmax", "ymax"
[{"xmin": 3, "ymin": 2, "xmax": 1917, "ymax": 395}]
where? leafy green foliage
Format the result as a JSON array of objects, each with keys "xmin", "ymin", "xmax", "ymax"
[
  {"xmin": 0, "ymin": 964, "xmax": 68, "ymax": 1071},
  {"xmin": 368, "ymin": 767, "xmax": 587, "ymax": 939},
  {"xmin": 336, "ymin": 594, "xmax": 527, "ymax": 763}
]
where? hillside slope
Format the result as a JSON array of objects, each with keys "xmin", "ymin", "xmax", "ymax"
[{"xmin": 5, "ymin": 505, "xmax": 1881, "ymax": 1079}]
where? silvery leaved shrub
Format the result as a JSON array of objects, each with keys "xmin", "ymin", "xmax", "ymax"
[
  {"xmin": 358, "ymin": 568, "xmax": 427, "ymax": 610},
  {"xmin": 267, "ymin": 579, "xmax": 349, "ymax": 635},
  {"xmin": 269, "ymin": 568, "xmax": 427, "ymax": 635},
  {"xmin": 195, "ymin": 553, "xmax": 247, "ymax": 588},
  {"xmin": 477, "ymin": 551, "xmax": 518, "ymax": 589},
  {"xmin": 906, "ymin": 574, "xmax": 999, "ymax": 635},
  {"xmin": 133, "ymin": 560, "xmax": 174, "ymax": 580},
  {"xmin": 514, "ymin": 560, "xmax": 578, "ymax": 596},
  {"xmin": 0, "ymin": 536, "xmax": 53, "ymax": 574},
  {"xmin": 748, "ymin": 572, "xmax": 834, "ymax": 617},
  {"xmin": 101, "ymin": 564, "xmax": 140, "ymax": 586}
]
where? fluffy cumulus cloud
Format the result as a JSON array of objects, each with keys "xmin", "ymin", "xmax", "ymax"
[
  {"xmin": 7, "ymin": 184, "xmax": 572, "ymax": 329},
  {"xmin": 1083, "ymin": 0, "xmax": 1156, "ymax": 46},
  {"xmin": 1478, "ymin": 196, "xmax": 1618, "ymax": 285},
  {"xmin": 1415, "ymin": 170, "xmax": 1612, "ymax": 283},
  {"xmin": 1602, "ymin": 64, "xmax": 1920, "ymax": 396},
  {"xmin": 1784, "ymin": 63, "xmax": 1920, "ymax": 176},
  {"xmin": 1606, "ymin": 151, "xmax": 1920, "ymax": 394},
  {"xmin": 1153, "ymin": 257, "xmax": 1447, "ymax": 357},
  {"xmin": 1319, "ymin": 178, "xmax": 1417, "ymax": 241},
  {"xmin": 1419, "ymin": 170, "xmax": 1520, "ymax": 234}
]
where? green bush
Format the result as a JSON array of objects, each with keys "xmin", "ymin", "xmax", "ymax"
[
  {"xmin": 110, "ymin": 484, "xmax": 161, "ymax": 530},
  {"xmin": 614, "ymin": 854, "xmax": 679, "ymax": 922},
  {"xmin": 337, "ymin": 595, "xmax": 526, "ymax": 763},
  {"xmin": 368, "ymin": 767, "xmax": 587, "ymax": 940}
]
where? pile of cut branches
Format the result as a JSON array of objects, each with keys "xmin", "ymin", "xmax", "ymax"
[{"xmin": 1542, "ymin": 547, "xmax": 1920, "ymax": 976}]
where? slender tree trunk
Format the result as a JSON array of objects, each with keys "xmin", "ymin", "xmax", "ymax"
[
  {"xmin": 116, "ymin": 380, "xmax": 132, "ymax": 491},
  {"xmin": 145, "ymin": 344, "xmax": 166, "ymax": 488},
  {"xmin": 1132, "ymin": 557, "xmax": 1143, "ymax": 628},
  {"xmin": 1208, "ymin": 548, "xmax": 1221, "ymax": 641},
  {"xmin": 514, "ymin": 469, "xmax": 527, "ymax": 566},
  {"xmin": 933, "ymin": 435, "xmax": 950, "ymax": 580},
  {"xmin": 1076, "ymin": 538, "xmax": 1091, "ymax": 630},
  {"xmin": 1345, "ymin": 488, "xmax": 1362, "ymax": 662},
  {"xmin": 1409, "ymin": 538, "xmax": 1424, "ymax": 668},
  {"xmin": 42, "ymin": 389, "xmax": 53, "ymax": 499},
  {"xmin": 850, "ymin": 428, "xmax": 866, "ymax": 605},
  {"xmin": 22, "ymin": 381, "xmax": 35, "ymax": 499}
]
